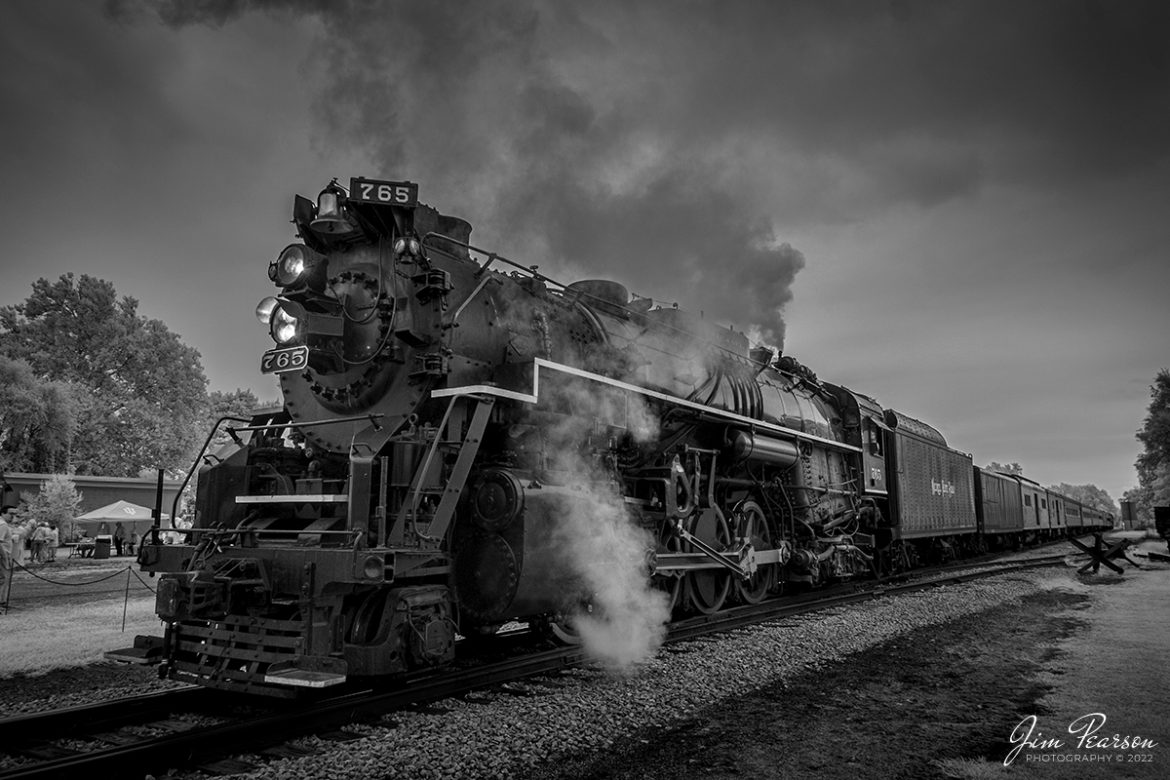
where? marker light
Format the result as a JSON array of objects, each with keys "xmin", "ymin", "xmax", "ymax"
[{"xmin": 255, "ymin": 296, "xmax": 279, "ymax": 324}]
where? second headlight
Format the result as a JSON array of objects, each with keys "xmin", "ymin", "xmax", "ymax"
[{"xmin": 270, "ymin": 305, "xmax": 300, "ymax": 344}]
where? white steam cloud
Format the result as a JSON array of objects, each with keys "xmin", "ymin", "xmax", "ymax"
[{"xmin": 545, "ymin": 381, "xmax": 670, "ymax": 671}]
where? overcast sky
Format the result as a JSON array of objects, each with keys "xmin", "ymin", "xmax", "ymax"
[{"xmin": 2, "ymin": 1, "xmax": 1167, "ymax": 503}]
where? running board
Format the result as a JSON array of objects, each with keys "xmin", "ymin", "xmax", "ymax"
[{"xmin": 104, "ymin": 634, "xmax": 164, "ymax": 665}]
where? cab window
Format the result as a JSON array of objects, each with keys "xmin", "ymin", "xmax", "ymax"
[{"xmin": 867, "ymin": 421, "xmax": 884, "ymax": 456}]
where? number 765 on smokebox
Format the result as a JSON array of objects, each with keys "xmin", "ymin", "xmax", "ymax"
[{"xmin": 349, "ymin": 178, "xmax": 418, "ymax": 207}]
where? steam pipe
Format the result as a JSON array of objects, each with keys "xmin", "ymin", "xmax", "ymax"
[{"xmin": 725, "ymin": 429, "xmax": 800, "ymax": 467}]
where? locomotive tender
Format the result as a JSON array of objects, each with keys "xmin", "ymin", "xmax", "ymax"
[{"xmin": 130, "ymin": 177, "xmax": 1112, "ymax": 695}]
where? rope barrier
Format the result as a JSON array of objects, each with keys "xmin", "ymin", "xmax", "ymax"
[
  {"xmin": 9, "ymin": 559, "xmax": 133, "ymax": 586},
  {"xmin": 1, "ymin": 559, "xmax": 157, "ymax": 625}
]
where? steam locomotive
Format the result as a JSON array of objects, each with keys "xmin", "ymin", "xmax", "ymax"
[{"xmin": 127, "ymin": 177, "xmax": 1112, "ymax": 696}]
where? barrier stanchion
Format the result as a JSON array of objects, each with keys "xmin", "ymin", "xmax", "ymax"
[
  {"xmin": 3, "ymin": 559, "xmax": 12, "ymax": 615},
  {"xmin": 122, "ymin": 565, "xmax": 132, "ymax": 632}
]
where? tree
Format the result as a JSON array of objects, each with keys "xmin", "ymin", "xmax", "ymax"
[
  {"xmin": 0, "ymin": 356, "xmax": 76, "ymax": 473},
  {"xmin": 1045, "ymin": 482, "xmax": 1119, "ymax": 516},
  {"xmin": 984, "ymin": 461, "xmax": 1023, "ymax": 476},
  {"xmin": 0, "ymin": 275, "xmax": 209, "ymax": 477},
  {"xmin": 20, "ymin": 473, "xmax": 83, "ymax": 542},
  {"xmin": 1131, "ymin": 370, "xmax": 1170, "ymax": 524}
]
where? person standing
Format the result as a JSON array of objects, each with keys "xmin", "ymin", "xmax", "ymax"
[
  {"xmin": 114, "ymin": 523, "xmax": 126, "ymax": 556},
  {"xmin": 22, "ymin": 519, "xmax": 36, "ymax": 562},
  {"xmin": 30, "ymin": 522, "xmax": 48, "ymax": 564},
  {"xmin": 11, "ymin": 518, "xmax": 28, "ymax": 565},
  {"xmin": 0, "ymin": 509, "xmax": 14, "ymax": 601},
  {"xmin": 47, "ymin": 524, "xmax": 59, "ymax": 562}
]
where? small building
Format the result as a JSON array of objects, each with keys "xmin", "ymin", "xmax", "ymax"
[{"xmin": 1, "ymin": 472, "xmax": 183, "ymax": 516}]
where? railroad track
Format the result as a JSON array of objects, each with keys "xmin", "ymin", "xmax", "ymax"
[{"xmin": 0, "ymin": 552, "xmax": 1074, "ymax": 780}]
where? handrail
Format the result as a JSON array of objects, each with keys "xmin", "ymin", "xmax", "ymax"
[
  {"xmin": 227, "ymin": 413, "xmax": 383, "ymax": 436},
  {"xmin": 166, "ymin": 415, "xmax": 253, "ymax": 537}
]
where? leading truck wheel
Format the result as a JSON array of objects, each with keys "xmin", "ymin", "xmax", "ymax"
[
  {"xmin": 541, "ymin": 600, "xmax": 594, "ymax": 645},
  {"xmin": 546, "ymin": 615, "xmax": 582, "ymax": 645},
  {"xmin": 684, "ymin": 507, "xmax": 731, "ymax": 615}
]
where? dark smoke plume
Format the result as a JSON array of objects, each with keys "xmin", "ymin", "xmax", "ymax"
[
  {"xmin": 112, "ymin": 0, "xmax": 1170, "ymax": 349},
  {"xmin": 113, "ymin": 0, "xmax": 807, "ymax": 348}
]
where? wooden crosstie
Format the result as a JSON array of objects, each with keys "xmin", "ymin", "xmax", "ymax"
[{"xmin": 1069, "ymin": 533, "xmax": 1141, "ymax": 575}]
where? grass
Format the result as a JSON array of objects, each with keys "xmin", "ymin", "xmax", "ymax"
[{"xmin": 1, "ymin": 587, "xmax": 164, "ymax": 677}]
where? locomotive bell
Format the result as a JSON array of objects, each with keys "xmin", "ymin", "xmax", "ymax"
[{"xmin": 310, "ymin": 184, "xmax": 355, "ymax": 235}]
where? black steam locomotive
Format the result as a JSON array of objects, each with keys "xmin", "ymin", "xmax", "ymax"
[{"xmin": 128, "ymin": 177, "xmax": 1111, "ymax": 695}]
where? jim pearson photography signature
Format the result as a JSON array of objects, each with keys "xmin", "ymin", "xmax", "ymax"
[{"xmin": 1005, "ymin": 713, "xmax": 1160, "ymax": 766}]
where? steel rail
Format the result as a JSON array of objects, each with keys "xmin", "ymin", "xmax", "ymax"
[
  {"xmin": 0, "ymin": 686, "xmax": 207, "ymax": 746},
  {"xmin": 0, "ymin": 648, "xmax": 584, "ymax": 780}
]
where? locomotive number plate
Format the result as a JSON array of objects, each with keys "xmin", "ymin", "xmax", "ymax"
[
  {"xmin": 260, "ymin": 346, "xmax": 309, "ymax": 374},
  {"xmin": 349, "ymin": 177, "xmax": 418, "ymax": 207}
]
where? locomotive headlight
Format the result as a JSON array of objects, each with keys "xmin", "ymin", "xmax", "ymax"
[
  {"xmin": 270, "ymin": 306, "xmax": 300, "ymax": 344},
  {"xmin": 393, "ymin": 237, "xmax": 408, "ymax": 256},
  {"xmin": 269, "ymin": 244, "xmax": 312, "ymax": 287}
]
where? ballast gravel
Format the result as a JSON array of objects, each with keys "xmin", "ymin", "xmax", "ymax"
[{"xmin": 208, "ymin": 570, "xmax": 1058, "ymax": 780}]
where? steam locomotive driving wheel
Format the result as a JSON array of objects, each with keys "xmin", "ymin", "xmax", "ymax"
[
  {"xmin": 684, "ymin": 507, "xmax": 732, "ymax": 614},
  {"xmin": 654, "ymin": 530, "xmax": 685, "ymax": 616},
  {"xmin": 732, "ymin": 500, "xmax": 778, "ymax": 604}
]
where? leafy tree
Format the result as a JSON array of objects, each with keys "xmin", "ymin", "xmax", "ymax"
[
  {"xmin": 1045, "ymin": 482, "xmax": 1119, "ymax": 516},
  {"xmin": 984, "ymin": 461, "xmax": 1023, "ymax": 476},
  {"xmin": 1129, "ymin": 370, "xmax": 1170, "ymax": 525},
  {"xmin": 20, "ymin": 473, "xmax": 83, "ymax": 542},
  {"xmin": 0, "ymin": 275, "xmax": 208, "ymax": 477},
  {"xmin": 0, "ymin": 356, "xmax": 76, "ymax": 472},
  {"xmin": 1135, "ymin": 370, "xmax": 1170, "ymax": 489}
]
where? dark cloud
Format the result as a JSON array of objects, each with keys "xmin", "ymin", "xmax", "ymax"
[{"xmin": 127, "ymin": 0, "xmax": 1170, "ymax": 351}]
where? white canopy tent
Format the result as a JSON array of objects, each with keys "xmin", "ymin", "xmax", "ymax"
[{"xmin": 74, "ymin": 500, "xmax": 168, "ymax": 537}]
